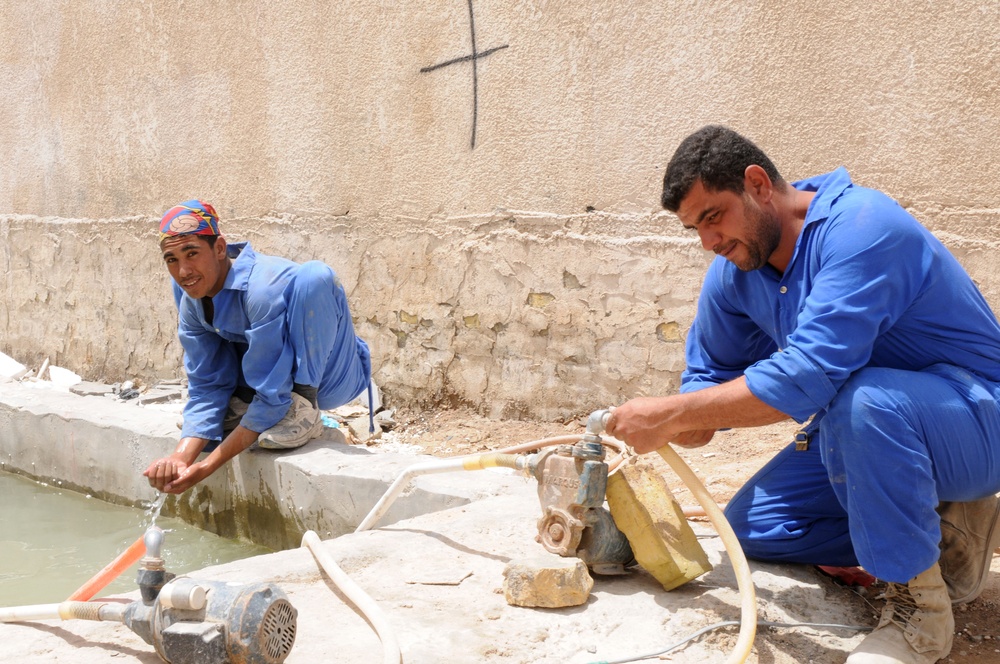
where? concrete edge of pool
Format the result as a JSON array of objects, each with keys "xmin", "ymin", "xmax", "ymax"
[{"xmin": 0, "ymin": 381, "xmax": 528, "ymax": 551}]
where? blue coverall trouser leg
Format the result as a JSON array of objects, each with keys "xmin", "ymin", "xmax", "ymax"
[
  {"xmin": 284, "ymin": 261, "xmax": 371, "ymax": 410},
  {"xmin": 724, "ymin": 364, "xmax": 1000, "ymax": 583}
]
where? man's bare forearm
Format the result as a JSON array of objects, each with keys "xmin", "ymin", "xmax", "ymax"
[
  {"xmin": 668, "ymin": 377, "xmax": 788, "ymax": 431},
  {"xmin": 198, "ymin": 425, "xmax": 260, "ymax": 476},
  {"xmin": 606, "ymin": 377, "xmax": 789, "ymax": 453}
]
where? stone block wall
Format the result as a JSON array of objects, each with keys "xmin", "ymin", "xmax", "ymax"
[{"xmin": 3, "ymin": 2, "xmax": 1000, "ymax": 419}]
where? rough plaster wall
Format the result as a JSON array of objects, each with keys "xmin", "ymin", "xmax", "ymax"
[
  {"xmin": 0, "ymin": 217, "xmax": 179, "ymax": 379},
  {"xmin": 2, "ymin": 1, "xmax": 1000, "ymax": 419}
]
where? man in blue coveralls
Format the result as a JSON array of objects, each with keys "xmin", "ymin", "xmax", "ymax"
[
  {"xmin": 604, "ymin": 126, "xmax": 1000, "ymax": 663},
  {"xmin": 144, "ymin": 200, "xmax": 372, "ymax": 495}
]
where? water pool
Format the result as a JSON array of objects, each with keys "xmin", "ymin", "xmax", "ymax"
[{"xmin": 0, "ymin": 471, "xmax": 271, "ymax": 605}]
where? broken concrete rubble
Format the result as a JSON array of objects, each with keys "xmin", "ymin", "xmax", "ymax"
[{"xmin": 0, "ymin": 350, "xmax": 384, "ymax": 444}]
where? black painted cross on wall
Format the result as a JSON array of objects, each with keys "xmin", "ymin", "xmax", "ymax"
[{"xmin": 420, "ymin": 0, "xmax": 509, "ymax": 149}]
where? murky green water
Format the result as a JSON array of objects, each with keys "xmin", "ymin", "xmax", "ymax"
[{"xmin": 0, "ymin": 471, "xmax": 271, "ymax": 606}]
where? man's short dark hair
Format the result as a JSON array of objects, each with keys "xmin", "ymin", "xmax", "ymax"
[{"xmin": 661, "ymin": 125, "xmax": 783, "ymax": 212}]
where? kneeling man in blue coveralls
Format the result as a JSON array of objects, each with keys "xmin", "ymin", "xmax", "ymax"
[
  {"xmin": 145, "ymin": 200, "xmax": 372, "ymax": 495},
  {"xmin": 604, "ymin": 126, "xmax": 1000, "ymax": 664}
]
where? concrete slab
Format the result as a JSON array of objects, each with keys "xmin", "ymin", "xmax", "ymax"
[
  {"xmin": 0, "ymin": 382, "xmax": 875, "ymax": 663},
  {"xmin": 135, "ymin": 387, "xmax": 184, "ymax": 405},
  {"xmin": 0, "ymin": 491, "xmax": 873, "ymax": 663},
  {"xmin": 69, "ymin": 381, "xmax": 116, "ymax": 397}
]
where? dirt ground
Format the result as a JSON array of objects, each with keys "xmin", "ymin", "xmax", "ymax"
[{"xmin": 361, "ymin": 406, "xmax": 1000, "ymax": 663}]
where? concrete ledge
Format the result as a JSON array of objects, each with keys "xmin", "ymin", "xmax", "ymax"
[
  {"xmin": 0, "ymin": 382, "xmax": 531, "ymax": 551},
  {"xmin": 0, "ymin": 382, "xmax": 876, "ymax": 663},
  {"xmin": 0, "ymin": 491, "xmax": 874, "ymax": 663}
]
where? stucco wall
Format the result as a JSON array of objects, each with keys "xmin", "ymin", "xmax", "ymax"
[{"xmin": 2, "ymin": 2, "xmax": 1000, "ymax": 419}]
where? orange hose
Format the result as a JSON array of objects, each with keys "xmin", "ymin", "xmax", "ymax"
[{"xmin": 66, "ymin": 536, "xmax": 146, "ymax": 601}]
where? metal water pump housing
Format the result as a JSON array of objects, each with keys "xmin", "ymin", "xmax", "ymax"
[
  {"xmin": 123, "ymin": 576, "xmax": 298, "ymax": 664},
  {"xmin": 529, "ymin": 443, "xmax": 634, "ymax": 574}
]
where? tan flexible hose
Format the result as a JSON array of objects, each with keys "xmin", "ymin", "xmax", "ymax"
[
  {"xmin": 302, "ymin": 530, "xmax": 402, "ymax": 664},
  {"xmin": 657, "ymin": 445, "xmax": 756, "ymax": 664},
  {"xmin": 470, "ymin": 434, "xmax": 630, "ymax": 473},
  {"xmin": 0, "ymin": 600, "xmax": 124, "ymax": 623},
  {"xmin": 355, "ymin": 453, "xmax": 522, "ymax": 532}
]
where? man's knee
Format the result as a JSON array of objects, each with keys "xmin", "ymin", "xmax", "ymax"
[
  {"xmin": 826, "ymin": 367, "xmax": 905, "ymax": 438},
  {"xmin": 291, "ymin": 261, "xmax": 339, "ymax": 302}
]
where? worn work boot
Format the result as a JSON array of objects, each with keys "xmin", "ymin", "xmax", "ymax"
[
  {"xmin": 846, "ymin": 562, "xmax": 953, "ymax": 664},
  {"xmin": 937, "ymin": 494, "xmax": 1000, "ymax": 605},
  {"xmin": 223, "ymin": 395, "xmax": 250, "ymax": 432},
  {"xmin": 257, "ymin": 393, "xmax": 322, "ymax": 450}
]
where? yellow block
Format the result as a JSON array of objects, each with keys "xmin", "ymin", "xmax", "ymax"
[{"xmin": 606, "ymin": 458, "xmax": 712, "ymax": 591}]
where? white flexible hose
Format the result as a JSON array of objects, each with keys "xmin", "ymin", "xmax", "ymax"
[
  {"xmin": 0, "ymin": 603, "xmax": 63, "ymax": 622},
  {"xmin": 657, "ymin": 445, "xmax": 756, "ymax": 664},
  {"xmin": 0, "ymin": 601, "xmax": 125, "ymax": 623},
  {"xmin": 356, "ymin": 438, "xmax": 629, "ymax": 534},
  {"xmin": 355, "ymin": 454, "xmax": 521, "ymax": 533},
  {"xmin": 302, "ymin": 530, "xmax": 402, "ymax": 664}
]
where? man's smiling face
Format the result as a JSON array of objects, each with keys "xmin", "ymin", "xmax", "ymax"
[{"xmin": 160, "ymin": 234, "xmax": 228, "ymax": 299}]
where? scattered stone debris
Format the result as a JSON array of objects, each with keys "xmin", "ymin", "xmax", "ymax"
[
  {"xmin": 0, "ymin": 351, "xmax": 27, "ymax": 380},
  {"xmin": 1, "ymin": 349, "xmax": 391, "ymax": 447},
  {"xmin": 70, "ymin": 381, "xmax": 116, "ymax": 397}
]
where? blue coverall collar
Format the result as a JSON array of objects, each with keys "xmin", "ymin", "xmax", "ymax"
[
  {"xmin": 793, "ymin": 167, "xmax": 854, "ymax": 228},
  {"xmin": 221, "ymin": 241, "xmax": 255, "ymax": 292}
]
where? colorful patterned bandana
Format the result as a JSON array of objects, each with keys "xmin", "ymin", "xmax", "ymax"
[{"xmin": 158, "ymin": 200, "xmax": 221, "ymax": 243}]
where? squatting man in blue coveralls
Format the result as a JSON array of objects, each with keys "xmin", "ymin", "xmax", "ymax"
[
  {"xmin": 144, "ymin": 200, "xmax": 372, "ymax": 495},
  {"xmin": 604, "ymin": 126, "xmax": 1000, "ymax": 664}
]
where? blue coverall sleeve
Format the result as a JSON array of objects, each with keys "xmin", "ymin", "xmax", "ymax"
[
  {"xmin": 237, "ymin": 293, "xmax": 296, "ymax": 434},
  {"xmin": 744, "ymin": 197, "xmax": 929, "ymax": 421},
  {"xmin": 681, "ymin": 260, "xmax": 778, "ymax": 394},
  {"xmin": 178, "ymin": 292, "xmax": 239, "ymax": 441}
]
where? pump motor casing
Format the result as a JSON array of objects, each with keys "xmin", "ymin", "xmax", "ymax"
[
  {"xmin": 124, "ymin": 577, "xmax": 297, "ymax": 664},
  {"xmin": 530, "ymin": 445, "xmax": 634, "ymax": 573}
]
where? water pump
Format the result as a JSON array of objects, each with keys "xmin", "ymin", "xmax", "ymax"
[
  {"xmin": 122, "ymin": 526, "xmax": 298, "ymax": 664},
  {"xmin": 0, "ymin": 525, "xmax": 298, "ymax": 664},
  {"xmin": 524, "ymin": 416, "xmax": 635, "ymax": 574}
]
